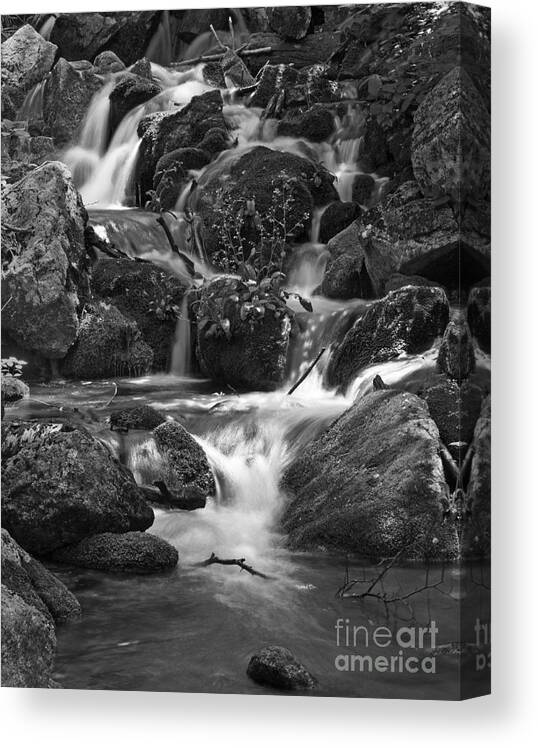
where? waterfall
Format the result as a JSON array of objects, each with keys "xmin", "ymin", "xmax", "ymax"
[
  {"xmin": 145, "ymin": 10, "xmax": 172, "ymax": 66},
  {"xmin": 39, "ymin": 15, "xmax": 56, "ymax": 40},
  {"xmin": 17, "ymin": 80, "xmax": 47, "ymax": 125},
  {"xmin": 287, "ymin": 243, "xmax": 329, "ymax": 296},
  {"xmin": 169, "ymin": 296, "xmax": 192, "ymax": 376}
]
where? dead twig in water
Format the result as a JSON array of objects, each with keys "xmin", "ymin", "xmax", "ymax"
[
  {"xmin": 194, "ymin": 552, "xmax": 271, "ymax": 579},
  {"xmin": 287, "ymin": 347, "xmax": 326, "ymax": 395},
  {"xmin": 171, "ymin": 46, "xmax": 273, "ymax": 68}
]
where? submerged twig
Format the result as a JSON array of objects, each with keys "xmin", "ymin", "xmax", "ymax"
[
  {"xmin": 287, "ymin": 347, "xmax": 326, "ymax": 395},
  {"xmin": 194, "ymin": 552, "xmax": 271, "ymax": 579}
]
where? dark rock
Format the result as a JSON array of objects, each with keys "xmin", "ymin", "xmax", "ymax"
[
  {"xmin": 153, "ymin": 419, "xmax": 215, "ymax": 496},
  {"xmin": 243, "ymin": 31, "xmax": 342, "ymax": 75},
  {"xmin": 277, "ymin": 104, "xmax": 335, "ymax": 143},
  {"xmin": 319, "ymin": 201, "xmax": 361, "ymax": 244},
  {"xmin": 467, "ymin": 286, "xmax": 491, "ymax": 353},
  {"xmin": 1, "ymin": 161, "xmax": 90, "ymax": 359},
  {"xmin": 1, "ymin": 529, "xmax": 80, "ymax": 624},
  {"xmin": 327, "ymin": 286, "xmax": 450, "ymax": 391},
  {"xmin": 320, "ymin": 220, "xmax": 374, "ymax": 299},
  {"xmin": 220, "ymin": 49, "xmax": 256, "ymax": 89},
  {"xmin": 130, "ymin": 57, "xmax": 152, "ymax": 80},
  {"xmin": 1, "ymin": 25, "xmax": 57, "ymax": 118},
  {"xmin": 153, "ymin": 146, "xmax": 211, "ymax": 211},
  {"xmin": 202, "ymin": 62, "xmax": 226, "ymax": 89},
  {"xmin": 462, "ymin": 396, "xmax": 490, "ymax": 557},
  {"xmin": 2, "ymin": 422, "xmax": 154, "ymax": 555},
  {"xmin": 267, "ymin": 7, "xmax": 312, "ymax": 40},
  {"xmin": 412, "ymin": 67, "xmax": 490, "ymax": 202},
  {"xmin": 1, "ymin": 585, "xmax": 56, "ymax": 688},
  {"xmin": 109, "ymin": 406, "xmax": 166, "ymax": 431},
  {"xmin": 61, "ymin": 302, "xmax": 153, "ymax": 379},
  {"xmin": 51, "ymin": 531, "xmax": 178, "ymax": 574},
  {"xmin": 359, "ymin": 116, "xmax": 390, "ymax": 172},
  {"xmin": 249, "ymin": 63, "xmax": 339, "ymax": 110},
  {"xmin": 43, "ymin": 57, "xmax": 102, "ymax": 146},
  {"xmin": 93, "ymin": 50, "xmax": 125, "ymax": 74},
  {"xmin": 352, "ymin": 173, "xmax": 376, "ymax": 206},
  {"xmin": 283, "ymin": 390, "xmax": 457, "ymax": 559},
  {"xmin": 109, "ymin": 73, "xmax": 161, "ymax": 137},
  {"xmin": 195, "ymin": 276, "xmax": 291, "ymax": 392},
  {"xmin": 437, "ymin": 318, "xmax": 476, "ymax": 382},
  {"xmin": 1, "ymin": 375, "xmax": 29, "ymax": 404},
  {"xmin": 247, "ymin": 645, "xmax": 317, "ymax": 690},
  {"xmin": 173, "ymin": 8, "xmax": 229, "ymax": 41},
  {"xmin": 91, "ymin": 258, "xmax": 188, "ymax": 370},
  {"xmin": 384, "ymin": 273, "xmax": 443, "ymax": 293},
  {"xmin": 422, "ymin": 378, "xmax": 483, "ymax": 446}
]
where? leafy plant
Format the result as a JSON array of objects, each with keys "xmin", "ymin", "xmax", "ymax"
[
  {"xmin": 148, "ymin": 294, "xmax": 182, "ymax": 321},
  {"xmin": 1, "ymin": 356, "xmax": 27, "ymax": 378}
]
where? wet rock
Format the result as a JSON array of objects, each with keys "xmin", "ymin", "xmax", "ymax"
[
  {"xmin": 108, "ymin": 73, "xmax": 161, "ymax": 136},
  {"xmin": 467, "ymin": 285, "xmax": 491, "ymax": 353},
  {"xmin": 110, "ymin": 406, "xmax": 166, "ymax": 431},
  {"xmin": 195, "ymin": 276, "xmax": 292, "ymax": 392},
  {"xmin": 1, "ymin": 161, "xmax": 90, "ymax": 359},
  {"xmin": 1, "ymin": 529, "xmax": 80, "ymax": 624},
  {"xmin": 93, "ymin": 50, "xmax": 125, "ymax": 74},
  {"xmin": 43, "ymin": 57, "xmax": 102, "ymax": 146},
  {"xmin": 137, "ymin": 90, "xmax": 227, "ymax": 205},
  {"xmin": 153, "ymin": 419, "xmax": 215, "ymax": 496},
  {"xmin": 283, "ymin": 390, "xmax": 457, "ymax": 560},
  {"xmin": 203, "ymin": 62, "xmax": 226, "ymax": 89},
  {"xmin": 463, "ymin": 396, "xmax": 491, "ymax": 557},
  {"xmin": 61, "ymin": 302, "xmax": 153, "ymax": 379},
  {"xmin": 2, "ymin": 422, "xmax": 154, "ymax": 555},
  {"xmin": 267, "ymin": 7, "xmax": 312, "ymax": 41},
  {"xmin": 153, "ymin": 146, "xmax": 210, "ymax": 211},
  {"xmin": 173, "ymin": 8, "xmax": 229, "ymax": 41},
  {"xmin": 437, "ymin": 318, "xmax": 475, "ymax": 382},
  {"xmin": 277, "ymin": 104, "xmax": 335, "ymax": 143},
  {"xmin": 421, "ymin": 377, "xmax": 483, "ymax": 447},
  {"xmin": 247, "ymin": 646, "xmax": 317, "ymax": 690},
  {"xmin": 1, "ymin": 375, "xmax": 29, "ymax": 404},
  {"xmin": 412, "ymin": 67, "xmax": 490, "ymax": 203},
  {"xmin": 1, "ymin": 24, "xmax": 57, "ymax": 118},
  {"xmin": 1, "ymin": 585, "xmax": 56, "ymax": 688},
  {"xmin": 243, "ymin": 32, "xmax": 341, "ymax": 75},
  {"xmin": 220, "ymin": 49, "xmax": 256, "ymax": 89},
  {"xmin": 319, "ymin": 201, "xmax": 361, "ymax": 244},
  {"xmin": 91, "ymin": 258, "xmax": 188, "ymax": 370},
  {"xmin": 384, "ymin": 273, "xmax": 443, "ymax": 293},
  {"xmin": 30, "ymin": 135, "xmax": 55, "ymax": 164},
  {"xmin": 359, "ymin": 116, "xmax": 390, "ymax": 172},
  {"xmin": 130, "ymin": 57, "xmax": 152, "ymax": 80},
  {"xmin": 51, "ymin": 531, "xmax": 178, "ymax": 574},
  {"xmin": 352, "ymin": 173, "xmax": 376, "ymax": 207},
  {"xmin": 249, "ymin": 63, "xmax": 339, "ymax": 110},
  {"xmin": 320, "ymin": 220, "xmax": 373, "ymax": 299},
  {"xmin": 327, "ymin": 286, "xmax": 449, "ymax": 392}
]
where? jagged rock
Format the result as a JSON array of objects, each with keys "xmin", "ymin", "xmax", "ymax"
[
  {"xmin": 421, "ymin": 377, "xmax": 483, "ymax": 447},
  {"xmin": 327, "ymin": 286, "xmax": 449, "ymax": 391},
  {"xmin": 43, "ymin": 57, "xmax": 102, "ymax": 146},
  {"xmin": 61, "ymin": 302, "xmax": 153, "ymax": 379},
  {"xmin": 1, "ymin": 585, "xmax": 56, "ymax": 688},
  {"xmin": 136, "ymin": 90, "xmax": 227, "ymax": 205},
  {"xmin": 319, "ymin": 201, "xmax": 361, "ymax": 244},
  {"xmin": 277, "ymin": 104, "xmax": 335, "ymax": 142},
  {"xmin": 320, "ymin": 220, "xmax": 374, "ymax": 299},
  {"xmin": 359, "ymin": 116, "xmax": 390, "ymax": 172},
  {"xmin": 130, "ymin": 57, "xmax": 152, "ymax": 80},
  {"xmin": 1, "ymin": 529, "xmax": 80, "ymax": 624},
  {"xmin": 1, "ymin": 24, "xmax": 57, "ymax": 118},
  {"xmin": 2, "ymin": 422, "xmax": 154, "ymax": 555},
  {"xmin": 249, "ymin": 63, "xmax": 338, "ymax": 109},
  {"xmin": 91, "ymin": 258, "xmax": 188, "ymax": 370},
  {"xmin": 195, "ymin": 276, "xmax": 292, "ymax": 392},
  {"xmin": 220, "ymin": 49, "xmax": 256, "ymax": 89},
  {"xmin": 51, "ymin": 531, "xmax": 178, "ymax": 574},
  {"xmin": 384, "ymin": 273, "xmax": 442, "ymax": 293},
  {"xmin": 352, "ymin": 173, "xmax": 376, "ymax": 206},
  {"xmin": 108, "ymin": 73, "xmax": 161, "ymax": 136},
  {"xmin": 437, "ymin": 318, "xmax": 476, "ymax": 382},
  {"xmin": 247, "ymin": 646, "xmax": 317, "ymax": 691},
  {"xmin": 153, "ymin": 419, "xmax": 215, "ymax": 496},
  {"xmin": 283, "ymin": 390, "xmax": 457, "ymax": 559},
  {"xmin": 109, "ymin": 406, "xmax": 166, "ymax": 431},
  {"xmin": 412, "ymin": 67, "xmax": 490, "ymax": 202},
  {"xmin": 467, "ymin": 285, "xmax": 491, "ymax": 353},
  {"xmin": 1, "ymin": 161, "xmax": 90, "ymax": 359},
  {"xmin": 153, "ymin": 146, "xmax": 211, "ymax": 211},
  {"xmin": 267, "ymin": 7, "xmax": 312, "ymax": 41},
  {"xmin": 1, "ymin": 375, "xmax": 29, "ymax": 404},
  {"xmin": 463, "ymin": 396, "xmax": 491, "ymax": 557},
  {"xmin": 202, "ymin": 62, "xmax": 226, "ymax": 88},
  {"xmin": 93, "ymin": 50, "xmax": 125, "ymax": 74}
]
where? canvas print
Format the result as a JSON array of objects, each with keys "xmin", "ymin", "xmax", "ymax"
[{"xmin": 1, "ymin": 3, "xmax": 490, "ymax": 699}]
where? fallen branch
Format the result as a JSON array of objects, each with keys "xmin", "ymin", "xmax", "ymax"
[
  {"xmin": 194, "ymin": 552, "xmax": 271, "ymax": 579},
  {"xmin": 156, "ymin": 213, "xmax": 196, "ymax": 276},
  {"xmin": 172, "ymin": 46, "xmax": 273, "ymax": 68},
  {"xmin": 287, "ymin": 347, "xmax": 326, "ymax": 395}
]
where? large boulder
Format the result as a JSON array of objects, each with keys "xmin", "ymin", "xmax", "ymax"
[
  {"xmin": 327, "ymin": 286, "xmax": 450, "ymax": 392},
  {"xmin": 91, "ymin": 258, "xmax": 188, "ymax": 370},
  {"xmin": 109, "ymin": 406, "xmax": 166, "ymax": 431},
  {"xmin": 467, "ymin": 285, "xmax": 491, "ymax": 353},
  {"xmin": 153, "ymin": 420, "xmax": 215, "ymax": 496},
  {"xmin": 249, "ymin": 63, "xmax": 339, "ymax": 110},
  {"xmin": 195, "ymin": 276, "xmax": 292, "ymax": 391},
  {"xmin": 412, "ymin": 67, "xmax": 490, "ymax": 203},
  {"xmin": 51, "ymin": 531, "xmax": 178, "ymax": 574},
  {"xmin": 437, "ymin": 318, "xmax": 476, "ymax": 383},
  {"xmin": 1, "ymin": 529, "xmax": 80, "ymax": 624},
  {"xmin": 1, "ymin": 375, "xmax": 29, "ymax": 405},
  {"xmin": 283, "ymin": 390, "xmax": 457, "ymax": 560},
  {"xmin": 61, "ymin": 302, "xmax": 154, "ymax": 379},
  {"xmin": 267, "ymin": 7, "xmax": 312, "ymax": 40},
  {"xmin": 1, "ymin": 25, "xmax": 57, "ymax": 118},
  {"xmin": 276, "ymin": 104, "xmax": 335, "ymax": 142},
  {"xmin": 42, "ymin": 57, "xmax": 102, "ymax": 146},
  {"xmin": 93, "ymin": 50, "xmax": 126, "ymax": 75},
  {"xmin": 421, "ymin": 378, "xmax": 483, "ymax": 448},
  {"xmin": 108, "ymin": 73, "xmax": 161, "ymax": 137},
  {"xmin": 320, "ymin": 220, "xmax": 374, "ymax": 299},
  {"xmin": 1, "ymin": 161, "xmax": 90, "ymax": 360},
  {"xmin": 1, "ymin": 586, "xmax": 56, "ymax": 688},
  {"xmin": 247, "ymin": 646, "xmax": 317, "ymax": 691},
  {"xmin": 1, "ymin": 422, "xmax": 154, "ymax": 555},
  {"xmin": 463, "ymin": 396, "xmax": 491, "ymax": 557},
  {"xmin": 318, "ymin": 201, "xmax": 361, "ymax": 244}
]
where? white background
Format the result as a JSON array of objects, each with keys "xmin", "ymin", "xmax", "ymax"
[{"xmin": 1, "ymin": 0, "xmax": 537, "ymax": 745}]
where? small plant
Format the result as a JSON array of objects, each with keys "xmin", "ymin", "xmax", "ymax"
[
  {"xmin": 1, "ymin": 356, "xmax": 27, "ymax": 378},
  {"xmin": 148, "ymin": 295, "xmax": 182, "ymax": 321}
]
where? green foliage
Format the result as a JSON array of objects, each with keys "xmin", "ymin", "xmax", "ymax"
[
  {"xmin": 1, "ymin": 356, "xmax": 26, "ymax": 378},
  {"xmin": 148, "ymin": 294, "xmax": 182, "ymax": 321}
]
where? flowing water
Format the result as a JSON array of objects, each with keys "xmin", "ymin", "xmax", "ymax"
[{"xmin": 9, "ymin": 50, "xmax": 491, "ymax": 696}]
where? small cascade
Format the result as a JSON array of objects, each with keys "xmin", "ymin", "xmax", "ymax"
[
  {"xmin": 145, "ymin": 10, "xmax": 173, "ymax": 66},
  {"xmin": 17, "ymin": 80, "xmax": 47, "ymax": 125},
  {"xmin": 345, "ymin": 347, "xmax": 440, "ymax": 400},
  {"xmin": 169, "ymin": 296, "xmax": 192, "ymax": 376},
  {"xmin": 39, "ymin": 15, "xmax": 56, "ymax": 40},
  {"xmin": 287, "ymin": 243, "xmax": 329, "ymax": 297}
]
